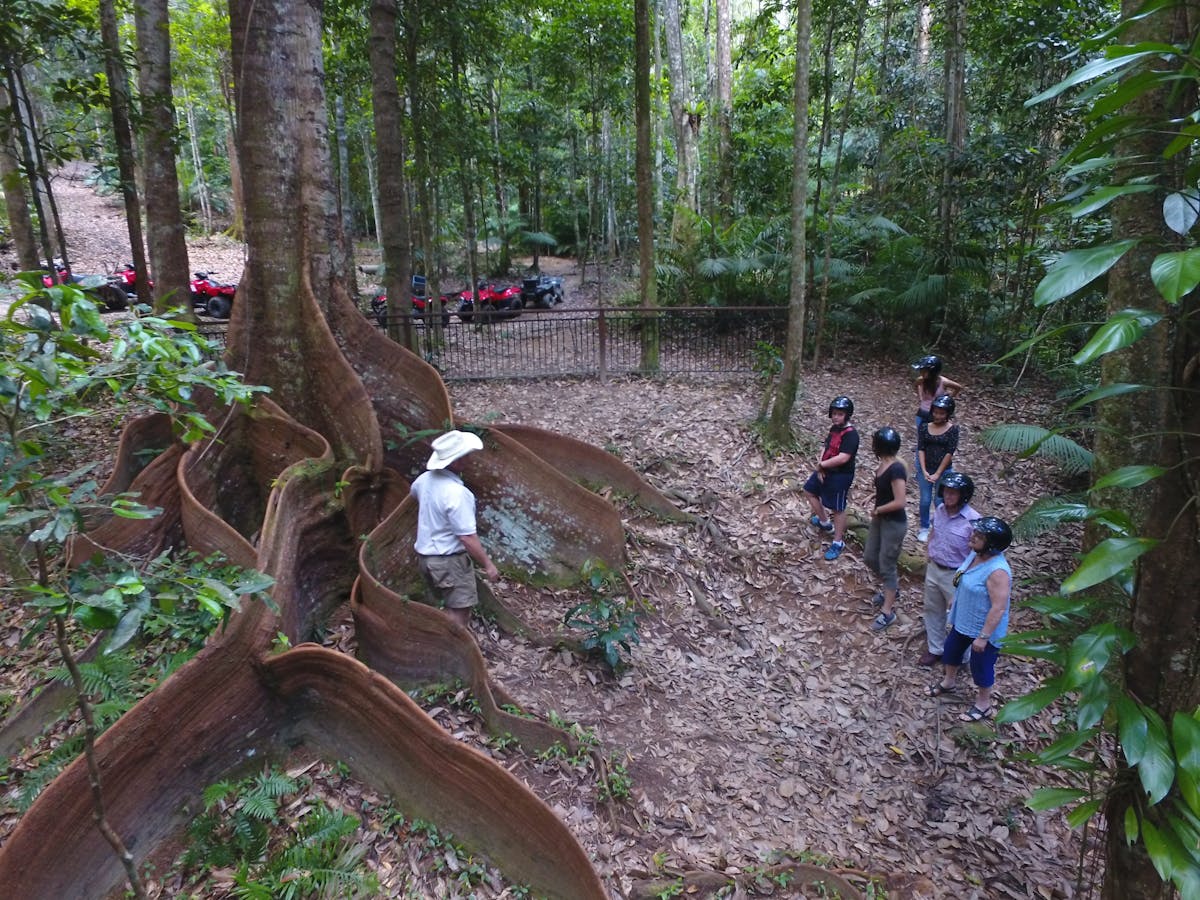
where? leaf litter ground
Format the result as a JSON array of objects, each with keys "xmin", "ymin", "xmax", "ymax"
[{"xmin": 0, "ymin": 168, "xmax": 1095, "ymax": 898}]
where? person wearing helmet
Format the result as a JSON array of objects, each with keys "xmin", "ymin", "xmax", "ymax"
[
  {"xmin": 915, "ymin": 394, "xmax": 960, "ymax": 541},
  {"xmin": 926, "ymin": 516, "xmax": 1013, "ymax": 721},
  {"xmin": 803, "ymin": 396, "xmax": 859, "ymax": 561},
  {"xmin": 411, "ymin": 430, "xmax": 501, "ymax": 628},
  {"xmin": 918, "ymin": 471, "xmax": 981, "ymax": 666},
  {"xmin": 864, "ymin": 427, "xmax": 908, "ymax": 631}
]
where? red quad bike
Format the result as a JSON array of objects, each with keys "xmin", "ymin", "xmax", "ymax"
[
  {"xmin": 456, "ymin": 281, "xmax": 523, "ymax": 324},
  {"xmin": 190, "ymin": 272, "xmax": 237, "ymax": 319},
  {"xmin": 111, "ymin": 263, "xmax": 153, "ymax": 305},
  {"xmin": 370, "ymin": 274, "xmax": 452, "ymax": 327},
  {"xmin": 42, "ymin": 260, "xmax": 129, "ymax": 311}
]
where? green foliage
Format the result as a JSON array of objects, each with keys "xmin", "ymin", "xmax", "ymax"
[
  {"xmin": 564, "ymin": 559, "xmax": 647, "ymax": 671},
  {"xmin": 183, "ymin": 767, "xmax": 377, "ymax": 899},
  {"xmin": 977, "ymin": 423, "xmax": 1094, "ymax": 476}
]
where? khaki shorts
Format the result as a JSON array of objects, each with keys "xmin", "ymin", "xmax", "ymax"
[{"xmin": 417, "ymin": 552, "xmax": 478, "ymax": 610}]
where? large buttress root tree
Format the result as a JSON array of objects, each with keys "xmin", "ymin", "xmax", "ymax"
[{"xmin": 0, "ymin": 0, "xmax": 683, "ymax": 895}]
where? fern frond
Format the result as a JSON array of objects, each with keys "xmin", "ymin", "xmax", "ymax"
[
  {"xmin": 253, "ymin": 769, "xmax": 299, "ymax": 799},
  {"xmin": 979, "ymin": 424, "xmax": 1094, "ymax": 474},
  {"xmin": 1010, "ymin": 496, "xmax": 1089, "ymax": 542}
]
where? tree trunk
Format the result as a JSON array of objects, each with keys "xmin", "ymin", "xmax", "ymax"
[
  {"xmin": 765, "ymin": 0, "xmax": 812, "ymax": 441},
  {"xmin": 714, "ymin": 0, "xmax": 732, "ymax": 222},
  {"xmin": 15, "ymin": 69, "xmax": 69, "ymax": 269},
  {"xmin": 635, "ymin": 0, "xmax": 659, "ymax": 371},
  {"xmin": 1097, "ymin": 2, "xmax": 1200, "ymax": 892},
  {"xmin": 937, "ymin": 0, "xmax": 967, "ymax": 335},
  {"xmin": 369, "ymin": 0, "xmax": 417, "ymax": 351},
  {"xmin": 0, "ymin": 83, "xmax": 39, "ymax": 271},
  {"xmin": 133, "ymin": 0, "xmax": 191, "ymax": 311},
  {"xmin": 98, "ymin": 0, "xmax": 154, "ymax": 310},
  {"xmin": 663, "ymin": 0, "xmax": 698, "ymax": 243},
  {"xmin": 488, "ymin": 80, "xmax": 511, "ymax": 275},
  {"xmin": 5, "ymin": 67, "xmax": 56, "ymax": 269},
  {"xmin": 218, "ymin": 56, "xmax": 245, "ymax": 240}
]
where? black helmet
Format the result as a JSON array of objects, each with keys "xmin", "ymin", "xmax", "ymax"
[
  {"xmin": 872, "ymin": 426, "xmax": 901, "ymax": 456},
  {"xmin": 931, "ymin": 394, "xmax": 956, "ymax": 417},
  {"xmin": 972, "ymin": 516, "xmax": 1012, "ymax": 554},
  {"xmin": 912, "ymin": 355, "xmax": 943, "ymax": 376},
  {"xmin": 828, "ymin": 396, "xmax": 854, "ymax": 419},
  {"xmin": 938, "ymin": 471, "xmax": 975, "ymax": 506}
]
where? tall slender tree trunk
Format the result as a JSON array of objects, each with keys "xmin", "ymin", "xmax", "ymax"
[
  {"xmin": 0, "ymin": 83, "xmax": 40, "ymax": 271},
  {"xmin": 635, "ymin": 0, "xmax": 659, "ymax": 371},
  {"xmin": 5, "ymin": 68, "xmax": 56, "ymax": 269},
  {"xmin": 184, "ymin": 92, "xmax": 212, "ymax": 234},
  {"xmin": 663, "ymin": 0, "xmax": 698, "ymax": 243},
  {"xmin": 714, "ymin": 0, "xmax": 732, "ymax": 223},
  {"xmin": 16, "ymin": 69, "xmax": 69, "ymax": 269},
  {"xmin": 488, "ymin": 81, "xmax": 511, "ymax": 274},
  {"xmin": 765, "ymin": 0, "xmax": 812, "ymax": 440},
  {"xmin": 98, "ymin": 0, "xmax": 153, "ymax": 309},
  {"xmin": 936, "ymin": 0, "xmax": 967, "ymax": 338},
  {"xmin": 369, "ymin": 0, "xmax": 416, "ymax": 350},
  {"xmin": 218, "ymin": 57, "xmax": 245, "ymax": 240},
  {"xmin": 133, "ymin": 0, "xmax": 191, "ymax": 311},
  {"xmin": 361, "ymin": 127, "xmax": 381, "ymax": 247}
]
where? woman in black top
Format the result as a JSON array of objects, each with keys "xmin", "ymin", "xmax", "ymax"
[
  {"xmin": 865, "ymin": 427, "xmax": 908, "ymax": 631},
  {"xmin": 916, "ymin": 394, "xmax": 960, "ymax": 541}
]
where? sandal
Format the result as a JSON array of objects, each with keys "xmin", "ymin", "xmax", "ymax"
[
  {"xmin": 926, "ymin": 682, "xmax": 955, "ymax": 697},
  {"xmin": 960, "ymin": 705, "xmax": 994, "ymax": 722}
]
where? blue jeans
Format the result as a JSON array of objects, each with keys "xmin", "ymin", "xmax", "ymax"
[{"xmin": 914, "ymin": 415, "xmax": 950, "ymax": 528}]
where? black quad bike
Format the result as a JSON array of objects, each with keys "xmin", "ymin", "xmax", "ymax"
[{"xmin": 519, "ymin": 274, "xmax": 565, "ymax": 309}]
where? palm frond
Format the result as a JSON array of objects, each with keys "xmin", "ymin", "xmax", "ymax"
[
  {"xmin": 979, "ymin": 423, "xmax": 1095, "ymax": 475},
  {"xmin": 1011, "ymin": 495, "xmax": 1089, "ymax": 542}
]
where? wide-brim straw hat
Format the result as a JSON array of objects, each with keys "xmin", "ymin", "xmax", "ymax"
[{"xmin": 426, "ymin": 430, "xmax": 483, "ymax": 470}]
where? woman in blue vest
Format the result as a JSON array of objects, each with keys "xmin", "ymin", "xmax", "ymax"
[{"xmin": 925, "ymin": 517, "xmax": 1013, "ymax": 721}]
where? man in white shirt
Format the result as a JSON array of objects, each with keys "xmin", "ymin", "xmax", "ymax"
[
  {"xmin": 920, "ymin": 471, "xmax": 981, "ymax": 666},
  {"xmin": 410, "ymin": 430, "xmax": 500, "ymax": 627}
]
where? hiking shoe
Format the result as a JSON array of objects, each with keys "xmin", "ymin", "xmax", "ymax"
[
  {"xmin": 871, "ymin": 590, "xmax": 900, "ymax": 609},
  {"xmin": 917, "ymin": 528, "xmax": 930, "ymax": 543},
  {"xmin": 871, "ymin": 611, "xmax": 897, "ymax": 631},
  {"xmin": 809, "ymin": 515, "xmax": 834, "ymax": 532},
  {"xmin": 918, "ymin": 650, "xmax": 941, "ymax": 666},
  {"xmin": 824, "ymin": 541, "xmax": 845, "ymax": 561}
]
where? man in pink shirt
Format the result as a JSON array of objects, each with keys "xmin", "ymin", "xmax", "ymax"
[{"xmin": 919, "ymin": 471, "xmax": 981, "ymax": 666}]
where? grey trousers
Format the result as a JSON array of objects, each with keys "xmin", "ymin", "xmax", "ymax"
[{"xmin": 865, "ymin": 516, "xmax": 906, "ymax": 591}]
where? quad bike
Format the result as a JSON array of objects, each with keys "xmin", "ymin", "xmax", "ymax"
[
  {"xmin": 456, "ymin": 281, "xmax": 523, "ymax": 323},
  {"xmin": 368, "ymin": 274, "xmax": 453, "ymax": 327},
  {"xmin": 190, "ymin": 272, "xmax": 237, "ymax": 319},
  {"xmin": 519, "ymin": 274, "xmax": 565, "ymax": 309},
  {"xmin": 42, "ymin": 260, "xmax": 128, "ymax": 311}
]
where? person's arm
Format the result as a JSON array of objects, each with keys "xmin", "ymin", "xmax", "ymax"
[
  {"xmin": 941, "ymin": 376, "xmax": 964, "ymax": 397},
  {"xmin": 818, "ymin": 450, "xmax": 851, "ymax": 472},
  {"xmin": 972, "ymin": 567, "xmax": 1011, "ymax": 650},
  {"xmin": 873, "ymin": 475, "xmax": 907, "ymax": 517},
  {"xmin": 458, "ymin": 533, "xmax": 500, "ymax": 581},
  {"xmin": 930, "ymin": 426, "xmax": 958, "ymax": 480}
]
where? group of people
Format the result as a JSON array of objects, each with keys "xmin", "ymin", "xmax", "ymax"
[
  {"xmin": 409, "ymin": 356, "xmax": 1011, "ymax": 723},
  {"xmin": 803, "ymin": 356, "xmax": 1013, "ymax": 722}
]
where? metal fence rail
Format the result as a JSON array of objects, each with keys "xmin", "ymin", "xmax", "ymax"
[
  {"xmin": 379, "ymin": 306, "xmax": 788, "ymax": 380},
  {"xmin": 196, "ymin": 306, "xmax": 789, "ymax": 380}
]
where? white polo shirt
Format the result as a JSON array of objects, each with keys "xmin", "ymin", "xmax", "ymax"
[{"xmin": 410, "ymin": 470, "xmax": 477, "ymax": 555}]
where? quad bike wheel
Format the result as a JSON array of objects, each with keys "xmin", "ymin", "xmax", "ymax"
[{"xmin": 206, "ymin": 296, "xmax": 233, "ymax": 319}]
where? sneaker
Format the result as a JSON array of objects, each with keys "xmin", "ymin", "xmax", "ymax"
[
  {"xmin": 917, "ymin": 528, "xmax": 930, "ymax": 543},
  {"xmin": 918, "ymin": 650, "xmax": 941, "ymax": 666},
  {"xmin": 871, "ymin": 611, "xmax": 897, "ymax": 631},
  {"xmin": 824, "ymin": 541, "xmax": 845, "ymax": 561},
  {"xmin": 809, "ymin": 515, "xmax": 834, "ymax": 532},
  {"xmin": 871, "ymin": 590, "xmax": 900, "ymax": 609}
]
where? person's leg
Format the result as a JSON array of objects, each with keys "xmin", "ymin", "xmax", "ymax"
[
  {"xmin": 917, "ymin": 472, "xmax": 933, "ymax": 530},
  {"xmin": 876, "ymin": 519, "xmax": 905, "ymax": 616},
  {"xmin": 803, "ymin": 472, "xmax": 831, "ymax": 526},
  {"xmin": 922, "ymin": 566, "xmax": 953, "ymax": 656},
  {"xmin": 966, "ymin": 641, "xmax": 1000, "ymax": 714},
  {"xmin": 931, "ymin": 629, "xmax": 972, "ymax": 692},
  {"xmin": 864, "ymin": 519, "xmax": 882, "ymax": 577}
]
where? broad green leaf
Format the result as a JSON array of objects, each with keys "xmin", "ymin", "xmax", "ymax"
[
  {"xmin": 1064, "ymin": 382, "xmax": 1146, "ymax": 413},
  {"xmin": 1070, "ymin": 183, "xmax": 1155, "ymax": 218},
  {"xmin": 1116, "ymin": 695, "xmax": 1150, "ymax": 765},
  {"xmin": 1174, "ymin": 713, "xmax": 1200, "ymax": 815},
  {"xmin": 1163, "ymin": 191, "xmax": 1200, "ymax": 234},
  {"xmin": 1025, "ymin": 787, "xmax": 1087, "ymax": 811},
  {"xmin": 1061, "ymin": 537, "xmax": 1159, "ymax": 594},
  {"xmin": 1164, "ymin": 123, "xmax": 1200, "ymax": 160},
  {"xmin": 1066, "ymin": 797, "xmax": 1104, "ymax": 829},
  {"xmin": 1073, "ymin": 309, "xmax": 1164, "ymax": 365},
  {"xmin": 1034, "ymin": 240, "xmax": 1138, "ymax": 307},
  {"xmin": 997, "ymin": 681, "xmax": 1063, "ymax": 723},
  {"xmin": 1143, "ymin": 819, "xmax": 1174, "ymax": 881},
  {"xmin": 1035, "ymin": 727, "xmax": 1099, "ymax": 765},
  {"xmin": 1151, "ymin": 248, "xmax": 1200, "ymax": 302},
  {"xmin": 1076, "ymin": 675, "xmax": 1110, "ymax": 730},
  {"xmin": 1141, "ymin": 713, "xmax": 1177, "ymax": 804},
  {"xmin": 994, "ymin": 321, "xmax": 1102, "ymax": 364},
  {"xmin": 1026, "ymin": 52, "xmax": 1156, "ymax": 106},
  {"xmin": 1124, "ymin": 805, "xmax": 1140, "ymax": 844},
  {"xmin": 1064, "ymin": 624, "xmax": 1119, "ymax": 688},
  {"xmin": 1092, "ymin": 465, "xmax": 1167, "ymax": 490}
]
